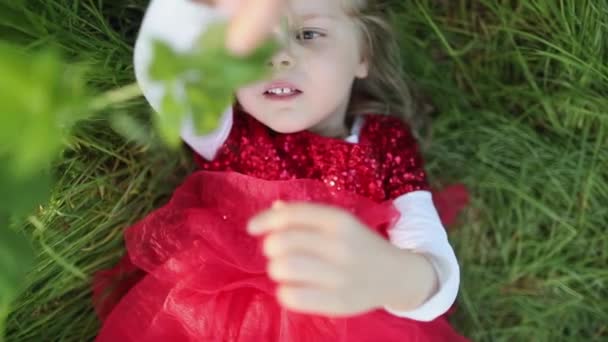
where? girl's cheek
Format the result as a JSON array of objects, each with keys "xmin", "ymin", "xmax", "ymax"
[
  {"xmin": 299, "ymin": 48, "xmax": 340, "ymax": 73},
  {"xmin": 302, "ymin": 41, "xmax": 333, "ymax": 56}
]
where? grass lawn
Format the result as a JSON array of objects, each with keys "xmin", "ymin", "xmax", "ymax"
[{"xmin": 2, "ymin": 0, "xmax": 607, "ymax": 341}]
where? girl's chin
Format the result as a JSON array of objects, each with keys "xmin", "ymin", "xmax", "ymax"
[
  {"xmin": 261, "ymin": 117, "xmax": 313, "ymax": 134},
  {"xmin": 266, "ymin": 123, "xmax": 308, "ymax": 134},
  {"xmin": 245, "ymin": 108, "xmax": 325, "ymax": 134}
]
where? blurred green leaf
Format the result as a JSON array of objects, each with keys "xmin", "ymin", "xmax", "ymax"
[
  {"xmin": 185, "ymin": 86, "xmax": 233, "ymax": 133},
  {"xmin": 149, "ymin": 22, "xmax": 278, "ymax": 141},
  {"xmin": 0, "ymin": 42, "xmax": 91, "ymax": 175},
  {"xmin": 156, "ymin": 86, "xmax": 188, "ymax": 148},
  {"xmin": 149, "ymin": 40, "xmax": 181, "ymax": 82},
  {"xmin": 0, "ymin": 42, "xmax": 88, "ymax": 339}
]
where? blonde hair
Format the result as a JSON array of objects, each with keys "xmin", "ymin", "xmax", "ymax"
[{"xmin": 340, "ymin": 0, "xmax": 416, "ymax": 126}]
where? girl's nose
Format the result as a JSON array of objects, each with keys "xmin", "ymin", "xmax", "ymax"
[
  {"xmin": 267, "ymin": 23, "xmax": 296, "ymax": 70},
  {"xmin": 268, "ymin": 49, "xmax": 295, "ymax": 70}
]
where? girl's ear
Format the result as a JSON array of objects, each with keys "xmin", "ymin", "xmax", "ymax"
[{"xmin": 355, "ymin": 55, "xmax": 369, "ymax": 79}]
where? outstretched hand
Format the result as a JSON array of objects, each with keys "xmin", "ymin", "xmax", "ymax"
[
  {"xmin": 247, "ymin": 202, "xmax": 411, "ymax": 316},
  {"xmin": 195, "ymin": 0, "xmax": 285, "ymax": 55}
]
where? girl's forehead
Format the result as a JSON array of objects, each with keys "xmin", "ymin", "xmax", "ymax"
[{"xmin": 285, "ymin": 0, "xmax": 345, "ymax": 19}]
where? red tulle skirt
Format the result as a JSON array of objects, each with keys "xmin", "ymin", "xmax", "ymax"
[{"xmin": 94, "ymin": 171, "xmax": 468, "ymax": 341}]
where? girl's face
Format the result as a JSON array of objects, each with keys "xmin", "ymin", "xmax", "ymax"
[{"xmin": 236, "ymin": 0, "xmax": 369, "ymax": 137}]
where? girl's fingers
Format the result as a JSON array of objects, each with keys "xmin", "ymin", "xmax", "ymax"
[
  {"xmin": 226, "ymin": 0, "xmax": 285, "ymax": 55},
  {"xmin": 268, "ymin": 254, "xmax": 344, "ymax": 289},
  {"xmin": 277, "ymin": 285, "xmax": 351, "ymax": 316},
  {"xmin": 248, "ymin": 202, "xmax": 353, "ymax": 235},
  {"xmin": 263, "ymin": 228, "xmax": 350, "ymax": 263}
]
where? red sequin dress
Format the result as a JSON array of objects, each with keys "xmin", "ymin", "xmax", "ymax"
[{"xmin": 93, "ymin": 108, "xmax": 468, "ymax": 341}]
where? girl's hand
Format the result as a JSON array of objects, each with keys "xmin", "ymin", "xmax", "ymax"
[
  {"xmin": 194, "ymin": 0, "xmax": 285, "ymax": 55},
  {"xmin": 247, "ymin": 202, "xmax": 408, "ymax": 316}
]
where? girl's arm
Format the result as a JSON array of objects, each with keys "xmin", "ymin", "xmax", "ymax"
[
  {"xmin": 134, "ymin": 0, "xmax": 232, "ymax": 160},
  {"xmin": 383, "ymin": 190, "xmax": 460, "ymax": 322}
]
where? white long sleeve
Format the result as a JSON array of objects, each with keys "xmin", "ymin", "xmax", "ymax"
[
  {"xmin": 133, "ymin": 0, "xmax": 232, "ymax": 159},
  {"xmin": 384, "ymin": 191, "xmax": 460, "ymax": 321},
  {"xmin": 133, "ymin": 0, "xmax": 232, "ymax": 161},
  {"xmin": 180, "ymin": 108, "xmax": 234, "ymax": 160}
]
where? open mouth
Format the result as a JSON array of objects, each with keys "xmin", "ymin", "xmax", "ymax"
[{"xmin": 263, "ymin": 84, "xmax": 303, "ymax": 100}]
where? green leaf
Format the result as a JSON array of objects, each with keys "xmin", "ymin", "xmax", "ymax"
[
  {"xmin": 148, "ymin": 21, "xmax": 279, "ymax": 140},
  {"xmin": 156, "ymin": 86, "xmax": 188, "ymax": 148},
  {"xmin": 0, "ymin": 42, "xmax": 91, "ymax": 175},
  {"xmin": 186, "ymin": 86, "xmax": 233, "ymax": 134},
  {"xmin": 149, "ymin": 40, "xmax": 182, "ymax": 82}
]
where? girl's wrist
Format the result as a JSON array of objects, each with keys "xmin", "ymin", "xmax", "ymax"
[{"xmin": 380, "ymin": 247, "xmax": 439, "ymax": 312}]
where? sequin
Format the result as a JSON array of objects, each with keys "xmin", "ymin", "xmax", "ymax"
[{"xmin": 194, "ymin": 107, "xmax": 429, "ymax": 202}]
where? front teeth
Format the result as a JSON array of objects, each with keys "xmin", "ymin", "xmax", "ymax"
[{"xmin": 268, "ymin": 88, "xmax": 295, "ymax": 95}]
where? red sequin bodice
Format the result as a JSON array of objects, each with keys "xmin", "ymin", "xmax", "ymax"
[{"xmin": 194, "ymin": 108, "xmax": 429, "ymax": 202}]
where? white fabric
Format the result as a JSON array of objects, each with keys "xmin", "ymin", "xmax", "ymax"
[
  {"xmin": 134, "ymin": 0, "xmax": 460, "ymax": 322},
  {"xmin": 385, "ymin": 192, "xmax": 460, "ymax": 321},
  {"xmin": 181, "ymin": 109, "xmax": 234, "ymax": 161},
  {"xmin": 133, "ymin": 0, "xmax": 230, "ymax": 131}
]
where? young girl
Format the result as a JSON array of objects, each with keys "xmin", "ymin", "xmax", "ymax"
[{"xmin": 94, "ymin": 0, "xmax": 468, "ymax": 340}]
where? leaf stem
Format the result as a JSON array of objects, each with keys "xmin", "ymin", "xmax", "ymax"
[{"xmin": 89, "ymin": 82, "xmax": 143, "ymax": 112}]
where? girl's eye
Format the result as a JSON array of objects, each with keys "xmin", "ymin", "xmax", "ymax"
[{"xmin": 295, "ymin": 30, "xmax": 324, "ymax": 41}]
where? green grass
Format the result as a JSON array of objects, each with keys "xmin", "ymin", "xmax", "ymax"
[
  {"xmin": 1, "ymin": 0, "xmax": 607, "ymax": 341},
  {"xmin": 394, "ymin": 1, "xmax": 608, "ymax": 340}
]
